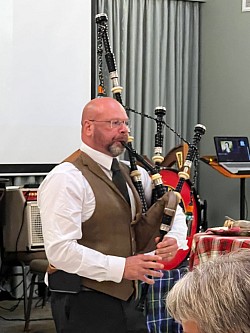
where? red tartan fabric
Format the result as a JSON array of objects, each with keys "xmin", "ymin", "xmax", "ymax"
[{"xmin": 189, "ymin": 232, "xmax": 250, "ymax": 270}]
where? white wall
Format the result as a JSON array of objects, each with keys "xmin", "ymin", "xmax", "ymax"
[
  {"xmin": 199, "ymin": 0, "xmax": 250, "ymax": 224},
  {"xmin": 0, "ymin": 0, "xmax": 91, "ymax": 166}
]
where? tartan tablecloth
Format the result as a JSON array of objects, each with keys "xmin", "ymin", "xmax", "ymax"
[
  {"xmin": 189, "ymin": 232, "xmax": 250, "ymax": 269},
  {"xmin": 139, "ymin": 267, "xmax": 188, "ymax": 333}
]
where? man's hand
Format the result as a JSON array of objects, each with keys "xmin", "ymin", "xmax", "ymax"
[
  {"xmin": 155, "ymin": 236, "xmax": 178, "ymax": 261},
  {"xmin": 123, "ymin": 254, "xmax": 164, "ymax": 284}
]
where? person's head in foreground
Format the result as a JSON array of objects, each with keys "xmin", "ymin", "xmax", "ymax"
[{"xmin": 166, "ymin": 249, "xmax": 250, "ymax": 333}]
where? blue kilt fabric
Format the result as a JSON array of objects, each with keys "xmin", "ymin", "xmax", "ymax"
[{"xmin": 139, "ymin": 267, "xmax": 188, "ymax": 333}]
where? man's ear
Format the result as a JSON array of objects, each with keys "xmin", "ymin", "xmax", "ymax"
[{"xmin": 82, "ymin": 120, "xmax": 93, "ymax": 137}]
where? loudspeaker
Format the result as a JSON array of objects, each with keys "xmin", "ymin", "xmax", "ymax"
[{"xmin": 3, "ymin": 187, "xmax": 44, "ymax": 252}]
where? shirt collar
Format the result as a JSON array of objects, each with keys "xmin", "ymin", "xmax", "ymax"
[{"xmin": 80, "ymin": 142, "xmax": 118, "ymax": 171}]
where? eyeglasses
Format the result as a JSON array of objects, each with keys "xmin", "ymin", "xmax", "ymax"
[{"xmin": 88, "ymin": 120, "xmax": 130, "ymax": 129}]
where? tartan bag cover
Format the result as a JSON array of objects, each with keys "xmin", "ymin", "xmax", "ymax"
[{"xmin": 139, "ymin": 267, "xmax": 188, "ymax": 333}]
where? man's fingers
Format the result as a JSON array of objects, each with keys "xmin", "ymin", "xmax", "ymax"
[
  {"xmin": 137, "ymin": 254, "xmax": 164, "ymax": 270},
  {"xmin": 156, "ymin": 236, "xmax": 176, "ymax": 248},
  {"xmin": 142, "ymin": 270, "xmax": 164, "ymax": 284},
  {"xmin": 123, "ymin": 254, "xmax": 165, "ymax": 281},
  {"xmin": 142, "ymin": 261, "xmax": 164, "ymax": 271},
  {"xmin": 155, "ymin": 244, "xmax": 177, "ymax": 255},
  {"xmin": 138, "ymin": 253, "xmax": 163, "ymax": 262}
]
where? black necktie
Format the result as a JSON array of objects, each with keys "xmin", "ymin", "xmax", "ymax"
[{"xmin": 111, "ymin": 158, "xmax": 130, "ymax": 205}]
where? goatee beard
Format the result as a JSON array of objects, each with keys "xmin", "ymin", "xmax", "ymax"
[{"xmin": 109, "ymin": 143, "xmax": 125, "ymax": 157}]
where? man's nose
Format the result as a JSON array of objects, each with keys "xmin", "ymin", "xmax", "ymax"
[{"xmin": 119, "ymin": 122, "xmax": 129, "ymax": 133}]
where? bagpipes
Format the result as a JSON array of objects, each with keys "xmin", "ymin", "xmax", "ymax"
[{"xmin": 95, "ymin": 13, "xmax": 206, "ymax": 310}]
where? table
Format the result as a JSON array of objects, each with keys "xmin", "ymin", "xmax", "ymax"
[
  {"xmin": 200, "ymin": 155, "xmax": 250, "ymax": 219},
  {"xmin": 189, "ymin": 232, "xmax": 250, "ymax": 269}
]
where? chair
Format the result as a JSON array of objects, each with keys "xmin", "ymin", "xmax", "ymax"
[
  {"xmin": 1, "ymin": 251, "xmax": 48, "ymax": 321},
  {"xmin": 24, "ymin": 258, "xmax": 50, "ymax": 331}
]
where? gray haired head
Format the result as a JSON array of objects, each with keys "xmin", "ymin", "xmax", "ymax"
[{"xmin": 166, "ymin": 249, "xmax": 250, "ymax": 333}]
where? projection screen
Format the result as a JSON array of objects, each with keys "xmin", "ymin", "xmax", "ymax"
[{"xmin": 0, "ymin": 0, "xmax": 91, "ymax": 175}]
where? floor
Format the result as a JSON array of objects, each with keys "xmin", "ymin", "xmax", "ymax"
[{"xmin": 0, "ymin": 298, "xmax": 56, "ymax": 333}]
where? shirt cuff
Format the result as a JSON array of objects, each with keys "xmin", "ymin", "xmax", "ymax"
[{"xmin": 106, "ymin": 255, "xmax": 126, "ymax": 283}]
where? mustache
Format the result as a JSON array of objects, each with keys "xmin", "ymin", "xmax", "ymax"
[{"xmin": 115, "ymin": 135, "xmax": 128, "ymax": 144}]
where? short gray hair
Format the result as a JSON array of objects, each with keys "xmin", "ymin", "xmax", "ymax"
[{"xmin": 166, "ymin": 249, "xmax": 250, "ymax": 333}]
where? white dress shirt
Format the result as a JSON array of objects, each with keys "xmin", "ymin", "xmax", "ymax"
[{"xmin": 38, "ymin": 143, "xmax": 188, "ymax": 284}]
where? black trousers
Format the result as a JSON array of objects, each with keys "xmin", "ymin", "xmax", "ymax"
[{"xmin": 50, "ymin": 290, "xmax": 148, "ymax": 333}]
